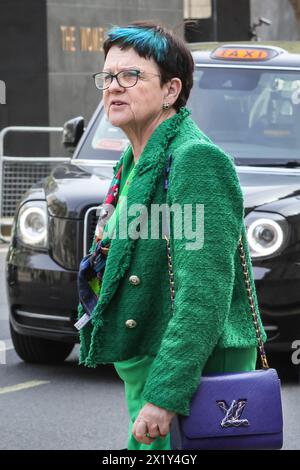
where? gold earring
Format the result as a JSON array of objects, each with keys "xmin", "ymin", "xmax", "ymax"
[{"xmin": 162, "ymin": 102, "xmax": 170, "ymax": 110}]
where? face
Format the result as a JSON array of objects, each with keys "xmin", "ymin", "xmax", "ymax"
[{"xmin": 102, "ymin": 46, "xmax": 170, "ymax": 132}]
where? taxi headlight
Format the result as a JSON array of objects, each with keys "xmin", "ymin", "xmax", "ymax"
[
  {"xmin": 17, "ymin": 202, "xmax": 48, "ymax": 248},
  {"xmin": 245, "ymin": 212, "xmax": 288, "ymax": 258}
]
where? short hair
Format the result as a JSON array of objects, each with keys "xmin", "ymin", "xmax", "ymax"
[{"xmin": 103, "ymin": 22, "xmax": 194, "ymax": 112}]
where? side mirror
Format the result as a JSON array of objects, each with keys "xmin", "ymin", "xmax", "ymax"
[{"xmin": 62, "ymin": 116, "xmax": 84, "ymax": 151}]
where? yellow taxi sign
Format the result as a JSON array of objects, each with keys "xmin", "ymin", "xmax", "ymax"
[{"xmin": 211, "ymin": 46, "xmax": 278, "ymax": 61}]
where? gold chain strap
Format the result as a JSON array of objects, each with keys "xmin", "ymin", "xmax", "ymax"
[
  {"xmin": 164, "ymin": 235, "xmax": 175, "ymax": 312},
  {"xmin": 164, "ymin": 232, "xmax": 269, "ymax": 370},
  {"xmin": 238, "ymin": 234, "xmax": 269, "ymax": 369}
]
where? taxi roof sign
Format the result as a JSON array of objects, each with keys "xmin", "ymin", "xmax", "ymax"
[{"xmin": 211, "ymin": 46, "xmax": 280, "ymax": 61}]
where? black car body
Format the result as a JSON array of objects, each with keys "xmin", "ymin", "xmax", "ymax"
[{"xmin": 6, "ymin": 42, "xmax": 300, "ymax": 363}]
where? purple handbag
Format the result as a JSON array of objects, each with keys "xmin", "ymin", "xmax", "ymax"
[
  {"xmin": 170, "ymin": 368, "xmax": 283, "ymax": 450},
  {"xmin": 164, "ymin": 230, "xmax": 283, "ymax": 450}
]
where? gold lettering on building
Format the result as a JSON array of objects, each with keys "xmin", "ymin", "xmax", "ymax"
[
  {"xmin": 60, "ymin": 26, "xmax": 77, "ymax": 52},
  {"xmin": 60, "ymin": 26, "xmax": 104, "ymax": 52},
  {"xmin": 80, "ymin": 27, "xmax": 104, "ymax": 52}
]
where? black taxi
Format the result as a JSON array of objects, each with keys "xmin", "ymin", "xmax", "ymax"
[{"xmin": 6, "ymin": 43, "xmax": 300, "ymax": 365}]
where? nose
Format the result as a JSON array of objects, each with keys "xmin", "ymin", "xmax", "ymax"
[{"xmin": 107, "ymin": 76, "xmax": 124, "ymax": 92}]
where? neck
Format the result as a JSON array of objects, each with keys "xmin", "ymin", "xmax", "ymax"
[{"xmin": 122, "ymin": 109, "xmax": 176, "ymax": 163}]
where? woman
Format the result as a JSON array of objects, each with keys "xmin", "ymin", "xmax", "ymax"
[{"xmin": 76, "ymin": 22, "xmax": 267, "ymax": 451}]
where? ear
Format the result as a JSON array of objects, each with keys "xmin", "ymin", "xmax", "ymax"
[{"xmin": 164, "ymin": 78, "xmax": 182, "ymax": 107}]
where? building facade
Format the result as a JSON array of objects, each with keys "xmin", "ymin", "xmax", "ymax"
[
  {"xmin": 0, "ymin": 0, "xmax": 183, "ymax": 151},
  {"xmin": 1, "ymin": 0, "xmax": 300, "ymax": 144}
]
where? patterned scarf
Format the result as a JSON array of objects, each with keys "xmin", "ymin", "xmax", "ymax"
[
  {"xmin": 75, "ymin": 161, "xmax": 129, "ymax": 328},
  {"xmin": 94, "ymin": 164, "xmax": 123, "ymax": 244}
]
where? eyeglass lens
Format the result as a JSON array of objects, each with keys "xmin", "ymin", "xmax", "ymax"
[{"xmin": 95, "ymin": 70, "xmax": 139, "ymax": 89}]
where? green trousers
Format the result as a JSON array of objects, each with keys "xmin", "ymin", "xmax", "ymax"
[{"xmin": 113, "ymin": 347, "xmax": 257, "ymax": 451}]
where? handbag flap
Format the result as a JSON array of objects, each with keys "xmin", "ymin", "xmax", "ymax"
[{"xmin": 181, "ymin": 368, "xmax": 283, "ymax": 439}]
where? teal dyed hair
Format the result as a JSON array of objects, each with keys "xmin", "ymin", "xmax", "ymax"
[{"xmin": 106, "ymin": 25, "xmax": 169, "ymax": 63}]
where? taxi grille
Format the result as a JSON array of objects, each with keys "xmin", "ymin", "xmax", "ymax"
[{"xmin": 2, "ymin": 160, "xmax": 54, "ymax": 217}]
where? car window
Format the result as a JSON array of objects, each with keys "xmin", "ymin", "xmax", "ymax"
[
  {"xmin": 91, "ymin": 114, "xmax": 129, "ymax": 152},
  {"xmin": 76, "ymin": 110, "xmax": 129, "ymax": 162},
  {"xmin": 77, "ymin": 66, "xmax": 300, "ymax": 166},
  {"xmin": 189, "ymin": 67, "xmax": 300, "ymax": 164}
]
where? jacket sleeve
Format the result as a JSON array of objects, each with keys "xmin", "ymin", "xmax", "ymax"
[{"xmin": 141, "ymin": 140, "xmax": 244, "ymax": 416}]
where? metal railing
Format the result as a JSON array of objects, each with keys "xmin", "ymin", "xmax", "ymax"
[{"xmin": 0, "ymin": 126, "xmax": 71, "ymax": 242}]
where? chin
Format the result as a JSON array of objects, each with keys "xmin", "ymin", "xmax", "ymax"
[
  {"xmin": 109, "ymin": 119, "xmax": 128, "ymax": 130},
  {"xmin": 108, "ymin": 113, "xmax": 131, "ymax": 129}
]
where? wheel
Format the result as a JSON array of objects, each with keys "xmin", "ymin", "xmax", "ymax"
[{"xmin": 9, "ymin": 321, "xmax": 74, "ymax": 364}]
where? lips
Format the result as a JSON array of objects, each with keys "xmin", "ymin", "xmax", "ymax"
[{"xmin": 110, "ymin": 100, "xmax": 127, "ymax": 106}]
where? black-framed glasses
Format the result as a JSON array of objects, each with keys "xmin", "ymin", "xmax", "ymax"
[{"xmin": 93, "ymin": 69, "xmax": 160, "ymax": 90}]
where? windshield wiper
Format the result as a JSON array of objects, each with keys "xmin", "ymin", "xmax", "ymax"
[
  {"xmin": 236, "ymin": 160, "xmax": 300, "ymax": 168},
  {"xmin": 283, "ymin": 160, "xmax": 300, "ymax": 168}
]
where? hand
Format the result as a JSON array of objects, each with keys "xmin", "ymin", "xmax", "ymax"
[{"xmin": 132, "ymin": 402, "xmax": 176, "ymax": 445}]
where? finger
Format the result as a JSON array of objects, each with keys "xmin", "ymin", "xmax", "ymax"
[
  {"xmin": 144, "ymin": 432, "xmax": 157, "ymax": 443},
  {"xmin": 133, "ymin": 420, "xmax": 157, "ymax": 445},
  {"xmin": 158, "ymin": 422, "xmax": 170, "ymax": 438},
  {"xmin": 132, "ymin": 416, "xmax": 146, "ymax": 434},
  {"xmin": 135, "ymin": 419, "xmax": 147, "ymax": 439},
  {"xmin": 132, "ymin": 420, "xmax": 138, "ymax": 438},
  {"xmin": 147, "ymin": 424, "xmax": 160, "ymax": 439},
  {"xmin": 134, "ymin": 420, "xmax": 155, "ymax": 444},
  {"xmin": 136, "ymin": 435, "xmax": 156, "ymax": 445},
  {"xmin": 134, "ymin": 431, "xmax": 156, "ymax": 445}
]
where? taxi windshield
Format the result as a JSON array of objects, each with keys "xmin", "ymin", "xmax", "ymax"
[
  {"xmin": 77, "ymin": 66, "xmax": 300, "ymax": 166},
  {"xmin": 189, "ymin": 67, "xmax": 300, "ymax": 165}
]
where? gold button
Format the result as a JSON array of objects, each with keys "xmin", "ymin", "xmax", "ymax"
[
  {"xmin": 125, "ymin": 319, "xmax": 137, "ymax": 329},
  {"xmin": 129, "ymin": 275, "xmax": 141, "ymax": 286}
]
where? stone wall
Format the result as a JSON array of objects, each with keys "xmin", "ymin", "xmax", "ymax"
[{"xmin": 251, "ymin": 0, "xmax": 300, "ymax": 40}]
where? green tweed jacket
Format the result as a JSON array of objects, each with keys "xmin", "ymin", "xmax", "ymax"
[{"xmin": 78, "ymin": 107, "xmax": 267, "ymax": 416}]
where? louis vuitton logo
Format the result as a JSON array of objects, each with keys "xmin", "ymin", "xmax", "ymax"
[{"xmin": 217, "ymin": 399, "xmax": 250, "ymax": 428}]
